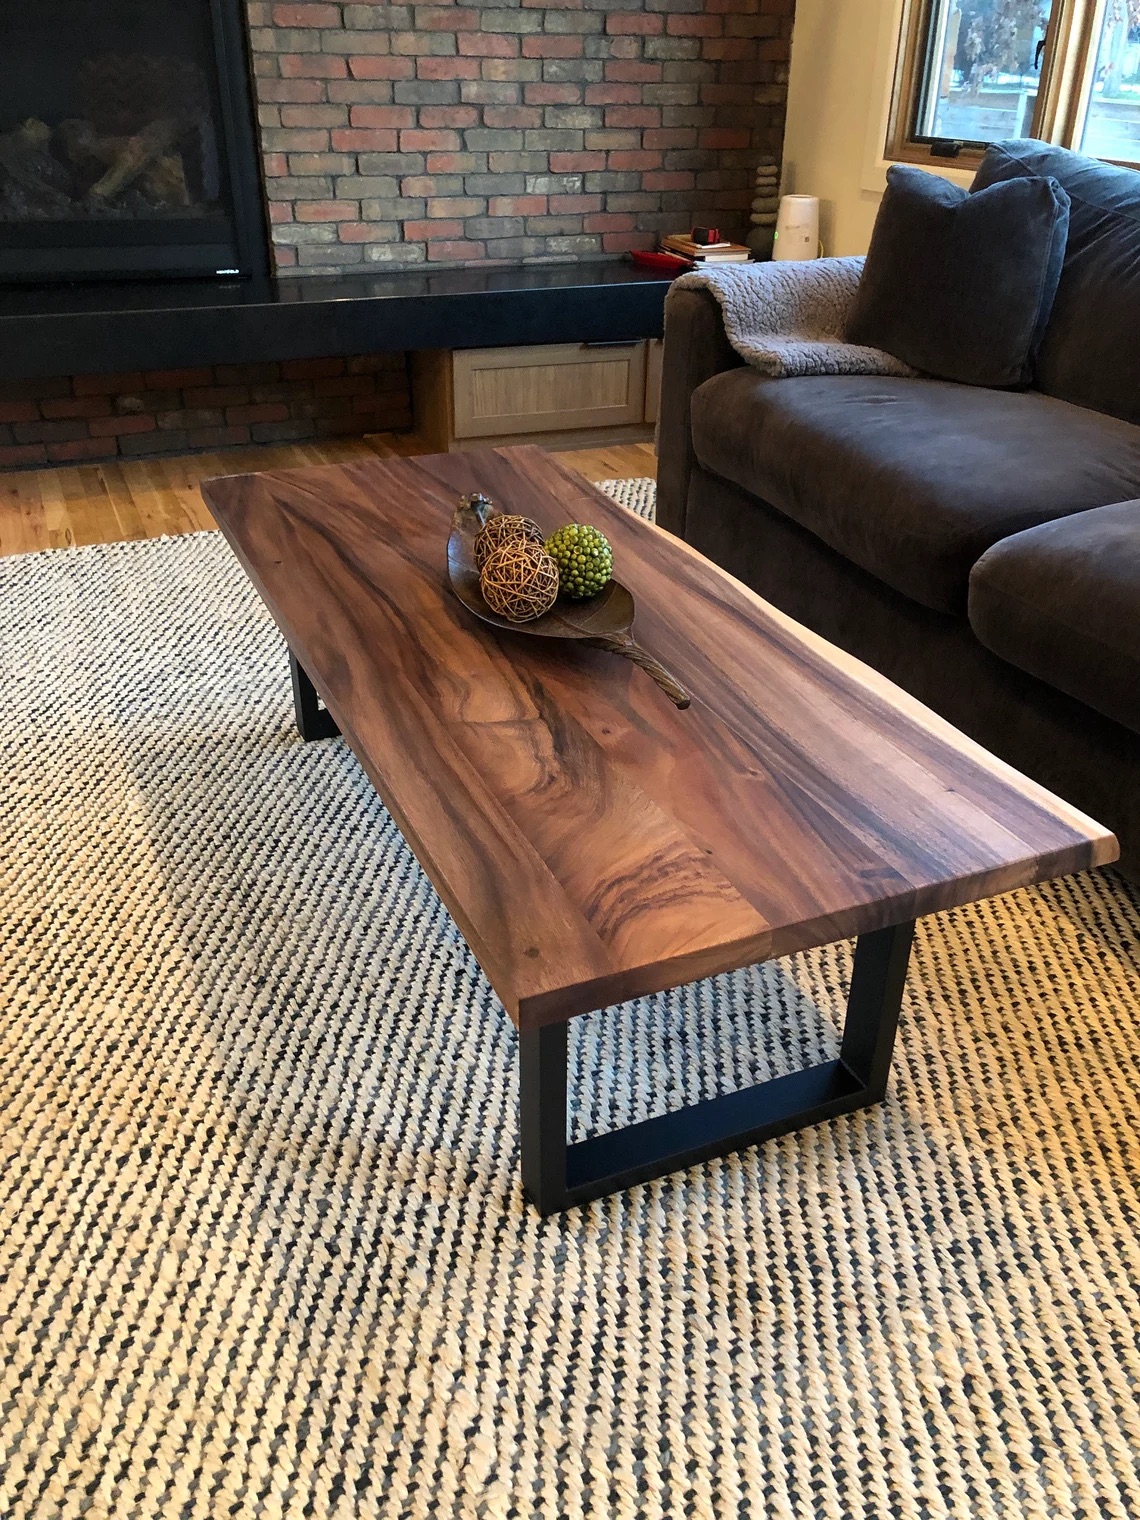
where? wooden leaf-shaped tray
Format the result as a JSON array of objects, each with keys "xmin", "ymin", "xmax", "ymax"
[{"xmin": 446, "ymin": 501, "xmax": 691, "ymax": 709}]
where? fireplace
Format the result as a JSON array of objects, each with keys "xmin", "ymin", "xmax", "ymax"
[{"xmin": 0, "ymin": 0, "xmax": 268, "ymax": 283}]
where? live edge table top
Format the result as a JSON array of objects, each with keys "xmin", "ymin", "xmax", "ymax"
[{"xmin": 202, "ymin": 445, "xmax": 1118, "ymax": 1030}]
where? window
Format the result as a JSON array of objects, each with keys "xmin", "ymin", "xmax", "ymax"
[{"xmin": 889, "ymin": 0, "xmax": 1140, "ymax": 169}]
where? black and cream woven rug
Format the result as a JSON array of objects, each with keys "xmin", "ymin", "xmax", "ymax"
[{"xmin": 2, "ymin": 479, "xmax": 1140, "ymax": 1520}]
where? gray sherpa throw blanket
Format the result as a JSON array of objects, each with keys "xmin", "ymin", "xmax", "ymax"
[{"xmin": 672, "ymin": 256, "xmax": 916, "ymax": 379}]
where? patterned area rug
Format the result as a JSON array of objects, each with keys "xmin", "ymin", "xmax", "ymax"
[{"xmin": 2, "ymin": 478, "xmax": 1140, "ymax": 1520}]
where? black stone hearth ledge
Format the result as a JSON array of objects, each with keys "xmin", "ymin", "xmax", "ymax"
[{"xmin": 0, "ymin": 261, "xmax": 673, "ymax": 383}]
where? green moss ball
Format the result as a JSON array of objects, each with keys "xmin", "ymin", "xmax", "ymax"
[{"xmin": 544, "ymin": 523, "xmax": 614, "ymax": 600}]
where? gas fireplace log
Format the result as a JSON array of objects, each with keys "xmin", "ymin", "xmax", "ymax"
[
  {"xmin": 0, "ymin": 118, "xmax": 72, "ymax": 213},
  {"xmin": 85, "ymin": 117, "xmax": 181, "ymax": 206},
  {"xmin": 59, "ymin": 119, "xmax": 191, "ymax": 209}
]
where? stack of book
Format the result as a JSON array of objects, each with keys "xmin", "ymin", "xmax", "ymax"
[{"xmin": 660, "ymin": 233, "xmax": 751, "ymax": 264}]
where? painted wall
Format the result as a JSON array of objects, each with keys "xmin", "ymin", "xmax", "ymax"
[{"xmin": 781, "ymin": 0, "xmax": 971, "ymax": 255}]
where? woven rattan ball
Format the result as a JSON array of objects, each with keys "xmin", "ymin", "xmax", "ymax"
[
  {"xmin": 479, "ymin": 542, "xmax": 560, "ymax": 622},
  {"xmin": 474, "ymin": 513, "xmax": 544, "ymax": 571}
]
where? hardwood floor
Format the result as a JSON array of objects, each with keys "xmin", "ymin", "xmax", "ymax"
[{"xmin": 0, "ymin": 434, "xmax": 656, "ymax": 559}]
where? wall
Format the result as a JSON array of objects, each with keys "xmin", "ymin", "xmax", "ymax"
[
  {"xmin": 248, "ymin": 0, "xmax": 794, "ymax": 273},
  {"xmin": 780, "ymin": 0, "xmax": 969, "ymax": 255},
  {"xmin": 0, "ymin": 355, "xmax": 411, "ymax": 470}
]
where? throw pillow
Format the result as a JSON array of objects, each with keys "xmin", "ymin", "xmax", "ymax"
[{"xmin": 845, "ymin": 163, "xmax": 1070, "ymax": 388}]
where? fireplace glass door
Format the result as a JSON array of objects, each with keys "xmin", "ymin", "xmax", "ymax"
[{"xmin": 0, "ymin": 0, "xmax": 266, "ymax": 282}]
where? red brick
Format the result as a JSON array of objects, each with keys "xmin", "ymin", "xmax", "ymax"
[
  {"xmin": 257, "ymin": 78, "xmax": 326, "ymax": 103},
  {"xmin": 643, "ymin": 127, "xmax": 698, "ymax": 149},
  {"xmin": 604, "ymin": 61, "xmax": 663, "ymax": 82},
  {"xmin": 225, "ymin": 403, "xmax": 290, "ymax": 425},
  {"xmin": 428, "ymin": 151, "xmax": 482, "ymax": 171},
  {"xmin": 281, "ymin": 105, "xmax": 347, "ymax": 127},
  {"xmin": 184, "ymin": 385, "xmax": 251, "ymax": 407},
  {"xmin": 281, "ymin": 358, "xmax": 345, "ymax": 380},
  {"xmin": 549, "ymin": 151, "xmax": 606, "ymax": 172},
  {"xmin": 214, "ymin": 364, "xmax": 281, "ymax": 385},
  {"xmin": 426, "ymin": 240, "xmax": 486, "ymax": 260},
  {"xmin": 312, "ymin": 375, "xmax": 373, "ymax": 396},
  {"xmin": 521, "ymin": 36, "xmax": 584, "ymax": 58},
  {"xmin": 584, "ymin": 212, "xmax": 635, "ymax": 232},
  {"xmin": 73, "ymin": 371, "xmax": 145, "ymax": 395},
  {"xmin": 268, "ymin": 129, "xmax": 329, "ymax": 151},
  {"xmin": 144, "ymin": 368, "xmax": 215, "ymax": 389},
  {"xmin": 585, "ymin": 83, "xmax": 641, "ymax": 105},
  {"xmin": 605, "ymin": 106, "xmax": 661, "ymax": 128},
  {"xmin": 187, "ymin": 426, "xmax": 252, "ymax": 448},
  {"xmin": 603, "ymin": 230, "xmax": 654, "ymax": 253},
  {"xmin": 13, "ymin": 419, "xmax": 90, "ymax": 444},
  {"xmin": 458, "ymin": 33, "xmax": 519, "ymax": 57},
  {"xmin": 701, "ymin": 39, "xmax": 759, "ymax": 60},
  {"xmin": 88, "ymin": 415, "xmax": 157, "ymax": 438},
  {"xmin": 419, "ymin": 106, "xmax": 480, "ymax": 128},
  {"xmin": 40, "ymin": 396, "xmax": 114, "ymax": 420},
  {"xmin": 668, "ymin": 14, "xmax": 723, "ymax": 35},
  {"xmin": 46, "ymin": 439, "xmax": 115, "ymax": 464},
  {"xmin": 296, "ymin": 200, "xmax": 359, "ymax": 220},
  {"xmin": 607, "ymin": 149, "xmax": 664, "ymax": 170},
  {"xmin": 348, "ymin": 55, "xmax": 415, "ymax": 79},
  {"xmin": 0, "ymin": 444, "xmax": 48, "ymax": 467},
  {"xmin": 606, "ymin": 12, "xmax": 664, "ymax": 33},
  {"xmin": 643, "ymin": 170, "xmax": 696, "ymax": 190},
  {"xmin": 416, "ymin": 6, "xmax": 479, "ymax": 28},
  {"xmin": 524, "ymin": 83, "xmax": 581, "ymax": 105},
  {"xmin": 268, "ymin": 202, "xmax": 293, "ymax": 223},
  {"xmin": 273, "ymin": 3, "xmax": 341, "ymax": 25},
  {"xmin": 698, "ymin": 127, "xmax": 753, "ymax": 149},
  {"xmin": 262, "ymin": 152, "xmax": 289, "ymax": 176},
  {"xmin": 417, "ymin": 56, "xmax": 481, "ymax": 78},
  {"xmin": 350, "ymin": 105, "xmax": 415, "ymax": 128},
  {"xmin": 489, "ymin": 194, "xmax": 547, "ymax": 215},
  {"xmin": 337, "ymin": 222, "xmax": 396, "ymax": 241},
  {"xmin": 549, "ymin": 193, "xmax": 602, "ymax": 213},
  {"xmin": 483, "ymin": 106, "xmax": 541, "ymax": 128},
  {"xmin": 281, "ymin": 54, "xmax": 348, "ymax": 78},
  {"xmin": 331, "ymin": 128, "xmax": 399, "ymax": 151},
  {"xmin": 0, "ymin": 401, "xmax": 40, "ymax": 424},
  {"xmin": 402, "ymin": 218, "xmax": 464, "ymax": 240},
  {"xmin": 400, "ymin": 129, "xmax": 462, "ymax": 151}
]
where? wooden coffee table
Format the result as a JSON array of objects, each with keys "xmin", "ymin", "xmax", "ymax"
[{"xmin": 202, "ymin": 446, "xmax": 1118, "ymax": 1214}]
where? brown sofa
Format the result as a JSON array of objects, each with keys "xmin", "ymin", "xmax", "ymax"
[{"xmin": 657, "ymin": 141, "xmax": 1140, "ymax": 879}]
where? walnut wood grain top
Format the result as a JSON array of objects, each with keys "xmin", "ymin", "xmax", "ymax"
[{"xmin": 202, "ymin": 446, "xmax": 1118, "ymax": 1028}]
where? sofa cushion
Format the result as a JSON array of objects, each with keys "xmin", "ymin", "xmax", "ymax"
[
  {"xmin": 846, "ymin": 163, "xmax": 1069, "ymax": 388},
  {"xmin": 968, "ymin": 501, "xmax": 1140, "ymax": 738},
  {"xmin": 689, "ymin": 368, "xmax": 1140, "ymax": 614},
  {"xmin": 973, "ymin": 140, "xmax": 1140, "ymax": 424}
]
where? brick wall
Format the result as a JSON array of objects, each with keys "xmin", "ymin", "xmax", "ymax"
[
  {"xmin": 0, "ymin": 355, "xmax": 411, "ymax": 470},
  {"xmin": 249, "ymin": 0, "xmax": 793, "ymax": 273}
]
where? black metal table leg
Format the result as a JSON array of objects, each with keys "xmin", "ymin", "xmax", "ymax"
[
  {"xmin": 518, "ymin": 919, "xmax": 916, "ymax": 1215},
  {"xmin": 290, "ymin": 651, "xmax": 340, "ymax": 741}
]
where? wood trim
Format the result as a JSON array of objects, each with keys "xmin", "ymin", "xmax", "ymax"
[
  {"xmin": 884, "ymin": 0, "xmax": 1096, "ymax": 167},
  {"xmin": 1037, "ymin": 0, "xmax": 1110, "ymax": 150}
]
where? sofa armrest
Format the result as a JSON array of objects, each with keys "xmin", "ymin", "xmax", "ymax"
[
  {"xmin": 656, "ymin": 286, "xmax": 742, "ymax": 538},
  {"xmin": 656, "ymin": 258, "xmax": 875, "ymax": 538}
]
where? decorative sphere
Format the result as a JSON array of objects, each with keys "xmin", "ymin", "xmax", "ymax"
[
  {"xmin": 479, "ymin": 541, "xmax": 560, "ymax": 622},
  {"xmin": 544, "ymin": 522, "xmax": 613, "ymax": 600},
  {"xmin": 474, "ymin": 513, "xmax": 544, "ymax": 570}
]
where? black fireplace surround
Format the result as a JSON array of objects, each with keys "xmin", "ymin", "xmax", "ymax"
[{"xmin": 0, "ymin": 0, "xmax": 268, "ymax": 282}]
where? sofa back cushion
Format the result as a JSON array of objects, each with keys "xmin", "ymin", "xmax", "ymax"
[
  {"xmin": 973, "ymin": 141, "xmax": 1140, "ymax": 423},
  {"xmin": 847, "ymin": 163, "xmax": 1070, "ymax": 388}
]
